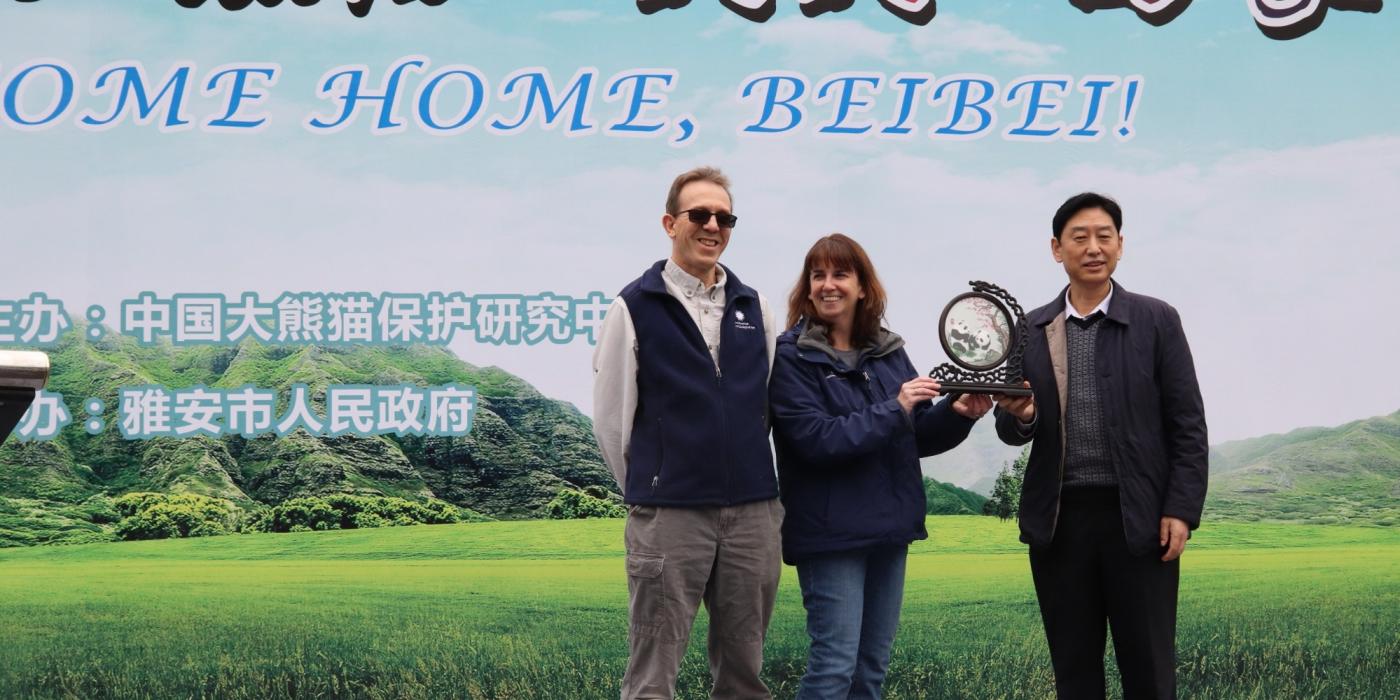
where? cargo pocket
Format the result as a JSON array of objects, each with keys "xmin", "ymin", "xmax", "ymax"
[{"xmin": 626, "ymin": 552, "xmax": 666, "ymax": 633}]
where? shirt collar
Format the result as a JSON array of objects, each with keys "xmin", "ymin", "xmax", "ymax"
[
  {"xmin": 1064, "ymin": 282, "xmax": 1113, "ymax": 320},
  {"xmin": 665, "ymin": 258, "xmax": 726, "ymax": 295}
]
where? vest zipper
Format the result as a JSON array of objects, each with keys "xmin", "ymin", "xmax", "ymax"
[
  {"xmin": 651, "ymin": 418, "xmax": 664, "ymax": 495},
  {"xmin": 717, "ymin": 363, "xmax": 731, "ymax": 504}
]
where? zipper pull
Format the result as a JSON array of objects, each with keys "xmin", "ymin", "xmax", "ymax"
[{"xmin": 651, "ymin": 475, "xmax": 659, "ymax": 490}]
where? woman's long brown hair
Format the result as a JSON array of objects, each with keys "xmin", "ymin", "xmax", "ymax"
[{"xmin": 785, "ymin": 233, "xmax": 888, "ymax": 348}]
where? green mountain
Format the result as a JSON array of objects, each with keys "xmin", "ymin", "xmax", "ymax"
[
  {"xmin": 921, "ymin": 406, "xmax": 1400, "ymax": 526},
  {"xmin": 1206, "ymin": 411, "xmax": 1400, "ymax": 525},
  {"xmin": 921, "ymin": 419, "xmax": 1023, "ymax": 496},
  {"xmin": 924, "ymin": 478, "xmax": 989, "ymax": 515},
  {"xmin": 0, "ymin": 328, "xmax": 614, "ymax": 546}
]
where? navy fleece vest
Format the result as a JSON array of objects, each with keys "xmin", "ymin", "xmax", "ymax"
[{"xmin": 620, "ymin": 260, "xmax": 778, "ymax": 507}]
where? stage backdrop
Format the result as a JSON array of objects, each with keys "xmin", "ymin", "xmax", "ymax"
[{"xmin": 1, "ymin": 2, "xmax": 1397, "ymax": 699}]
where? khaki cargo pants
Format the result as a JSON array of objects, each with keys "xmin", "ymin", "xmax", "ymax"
[{"xmin": 620, "ymin": 499, "xmax": 784, "ymax": 700}]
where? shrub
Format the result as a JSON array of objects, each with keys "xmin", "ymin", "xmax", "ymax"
[
  {"xmin": 249, "ymin": 495, "xmax": 467, "ymax": 533},
  {"xmin": 112, "ymin": 493, "xmax": 241, "ymax": 541},
  {"xmin": 350, "ymin": 512, "xmax": 387, "ymax": 529},
  {"xmin": 545, "ymin": 487, "xmax": 626, "ymax": 519},
  {"xmin": 78, "ymin": 496, "xmax": 122, "ymax": 524}
]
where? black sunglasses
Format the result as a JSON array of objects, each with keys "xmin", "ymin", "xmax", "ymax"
[{"xmin": 677, "ymin": 208, "xmax": 738, "ymax": 229}]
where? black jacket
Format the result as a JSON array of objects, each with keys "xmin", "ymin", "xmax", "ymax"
[
  {"xmin": 771, "ymin": 321, "xmax": 975, "ymax": 564},
  {"xmin": 996, "ymin": 282, "xmax": 1208, "ymax": 556}
]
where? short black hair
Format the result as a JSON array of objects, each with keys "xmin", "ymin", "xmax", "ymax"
[{"xmin": 1052, "ymin": 192, "xmax": 1122, "ymax": 239}]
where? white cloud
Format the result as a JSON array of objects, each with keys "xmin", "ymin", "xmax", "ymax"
[
  {"xmin": 2, "ymin": 128, "xmax": 1396, "ymax": 445},
  {"xmin": 909, "ymin": 15, "xmax": 1065, "ymax": 67},
  {"xmin": 0, "ymin": 5, "xmax": 163, "ymax": 67},
  {"xmin": 749, "ymin": 17, "xmax": 898, "ymax": 67},
  {"xmin": 699, "ymin": 13, "xmax": 745, "ymax": 41},
  {"xmin": 541, "ymin": 10, "xmax": 602, "ymax": 23},
  {"xmin": 689, "ymin": 136, "xmax": 1400, "ymax": 443},
  {"xmin": 739, "ymin": 14, "xmax": 1064, "ymax": 71}
]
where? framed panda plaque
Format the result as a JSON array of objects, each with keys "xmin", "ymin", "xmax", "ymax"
[{"xmin": 929, "ymin": 281, "xmax": 1033, "ymax": 396}]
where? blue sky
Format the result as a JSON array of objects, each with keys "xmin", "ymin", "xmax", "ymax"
[{"xmin": 2, "ymin": 1, "xmax": 1398, "ymax": 445}]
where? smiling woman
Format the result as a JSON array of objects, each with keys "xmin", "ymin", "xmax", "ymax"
[{"xmin": 770, "ymin": 232, "xmax": 990, "ymax": 699}]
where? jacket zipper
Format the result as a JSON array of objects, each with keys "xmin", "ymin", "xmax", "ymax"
[
  {"xmin": 860, "ymin": 368, "xmax": 902, "ymax": 502},
  {"xmin": 718, "ymin": 363, "xmax": 731, "ymax": 504},
  {"xmin": 651, "ymin": 418, "xmax": 664, "ymax": 494}
]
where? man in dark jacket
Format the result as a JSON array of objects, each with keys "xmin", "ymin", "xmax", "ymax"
[
  {"xmin": 995, "ymin": 192, "xmax": 1207, "ymax": 699},
  {"xmin": 592, "ymin": 166, "xmax": 782, "ymax": 700}
]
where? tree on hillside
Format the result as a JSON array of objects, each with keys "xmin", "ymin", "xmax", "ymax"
[{"xmin": 983, "ymin": 446, "xmax": 1030, "ymax": 521}]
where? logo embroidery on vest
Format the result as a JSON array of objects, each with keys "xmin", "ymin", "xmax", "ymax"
[{"xmin": 734, "ymin": 309, "xmax": 757, "ymax": 331}]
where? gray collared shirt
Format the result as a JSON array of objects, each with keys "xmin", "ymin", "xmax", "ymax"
[{"xmin": 662, "ymin": 259, "xmax": 726, "ymax": 368}]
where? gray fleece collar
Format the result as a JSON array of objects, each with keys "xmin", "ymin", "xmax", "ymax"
[{"xmin": 795, "ymin": 320, "xmax": 904, "ymax": 367}]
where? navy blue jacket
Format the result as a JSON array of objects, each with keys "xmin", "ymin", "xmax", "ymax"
[
  {"xmin": 619, "ymin": 260, "xmax": 778, "ymax": 507},
  {"xmin": 995, "ymin": 282, "xmax": 1208, "ymax": 556},
  {"xmin": 769, "ymin": 321, "xmax": 975, "ymax": 564}
]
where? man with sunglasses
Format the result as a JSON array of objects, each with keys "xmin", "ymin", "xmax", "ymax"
[{"xmin": 593, "ymin": 166, "xmax": 782, "ymax": 699}]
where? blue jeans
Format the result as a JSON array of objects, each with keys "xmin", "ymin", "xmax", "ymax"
[{"xmin": 795, "ymin": 544, "xmax": 909, "ymax": 700}]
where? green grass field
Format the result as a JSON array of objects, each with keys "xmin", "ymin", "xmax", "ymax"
[{"xmin": 1, "ymin": 517, "xmax": 1396, "ymax": 699}]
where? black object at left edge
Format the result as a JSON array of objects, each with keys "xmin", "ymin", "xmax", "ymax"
[{"xmin": 0, "ymin": 387, "xmax": 38, "ymax": 446}]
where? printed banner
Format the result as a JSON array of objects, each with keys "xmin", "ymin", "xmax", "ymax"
[{"xmin": 1, "ymin": 2, "xmax": 1396, "ymax": 698}]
